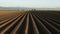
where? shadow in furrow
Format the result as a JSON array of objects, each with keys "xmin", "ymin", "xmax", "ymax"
[
  {"xmin": 16, "ymin": 14, "xmax": 27, "ymax": 34},
  {"xmin": 36, "ymin": 15, "xmax": 60, "ymax": 34},
  {"xmin": 28, "ymin": 14, "xmax": 35, "ymax": 34},
  {"xmin": 4, "ymin": 14, "xmax": 25, "ymax": 34},
  {"xmin": 0, "ymin": 15, "xmax": 20, "ymax": 32},
  {"xmin": 37, "ymin": 14, "xmax": 60, "ymax": 30},
  {"xmin": 31, "ymin": 14, "xmax": 48, "ymax": 34}
]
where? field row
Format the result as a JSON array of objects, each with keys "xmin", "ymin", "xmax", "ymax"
[{"xmin": 0, "ymin": 11, "xmax": 60, "ymax": 34}]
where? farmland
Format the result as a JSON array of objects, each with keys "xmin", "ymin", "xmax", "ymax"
[{"xmin": 0, "ymin": 10, "xmax": 60, "ymax": 34}]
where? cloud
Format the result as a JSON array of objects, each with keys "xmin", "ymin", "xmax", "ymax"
[{"xmin": 0, "ymin": 0, "xmax": 60, "ymax": 8}]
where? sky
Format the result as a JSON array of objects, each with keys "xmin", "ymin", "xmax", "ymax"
[{"xmin": 0, "ymin": 0, "xmax": 60, "ymax": 8}]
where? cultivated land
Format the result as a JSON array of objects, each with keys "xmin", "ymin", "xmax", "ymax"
[
  {"xmin": 0, "ymin": 10, "xmax": 25, "ymax": 15},
  {"xmin": 0, "ymin": 10, "xmax": 60, "ymax": 34}
]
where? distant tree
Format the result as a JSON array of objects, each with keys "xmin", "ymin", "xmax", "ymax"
[
  {"xmin": 17, "ymin": 9, "xmax": 19, "ymax": 11},
  {"xmin": 31, "ymin": 9, "xmax": 36, "ymax": 11}
]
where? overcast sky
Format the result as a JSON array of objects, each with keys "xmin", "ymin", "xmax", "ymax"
[{"xmin": 0, "ymin": 0, "xmax": 60, "ymax": 8}]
